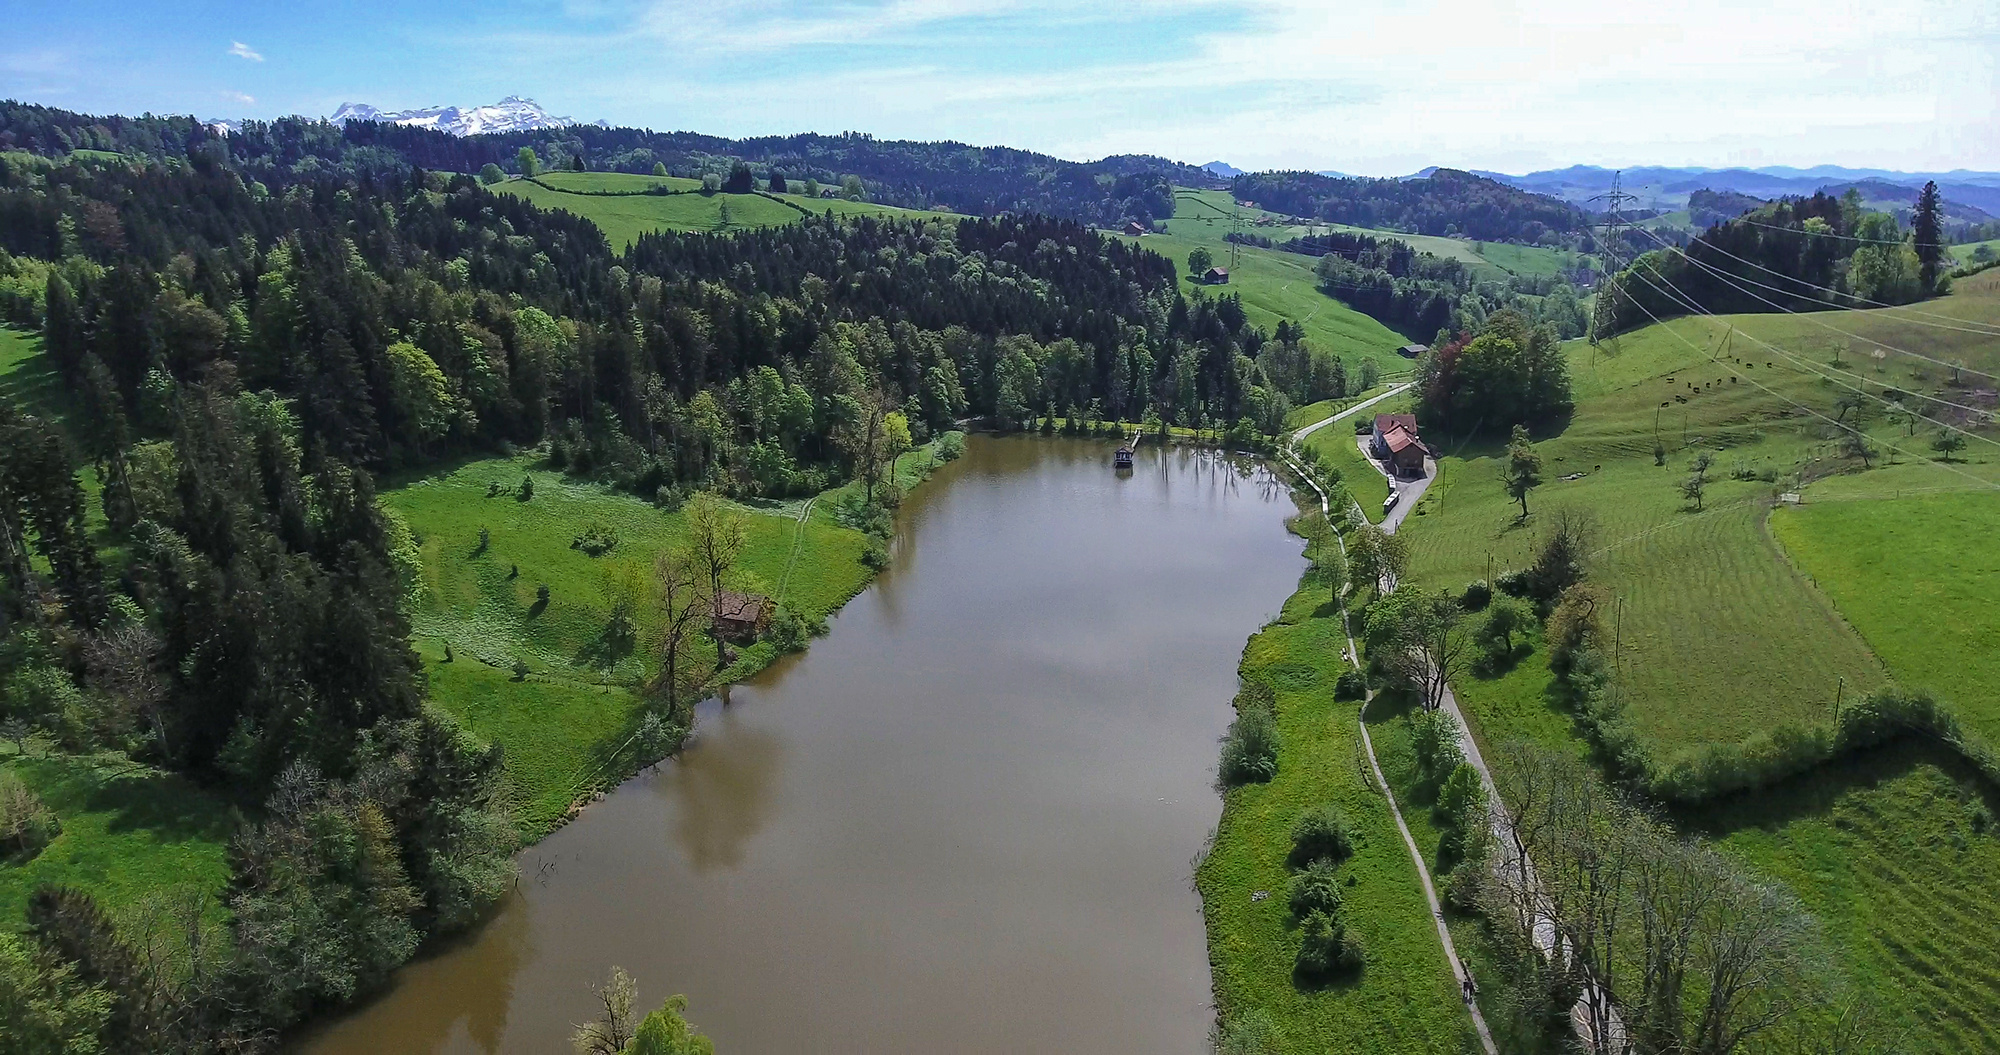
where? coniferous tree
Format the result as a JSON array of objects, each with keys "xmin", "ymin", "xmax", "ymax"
[{"xmin": 1913, "ymin": 180, "xmax": 1945, "ymax": 293}]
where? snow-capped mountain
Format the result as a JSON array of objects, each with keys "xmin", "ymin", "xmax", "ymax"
[{"xmin": 331, "ymin": 96, "xmax": 598, "ymax": 136}]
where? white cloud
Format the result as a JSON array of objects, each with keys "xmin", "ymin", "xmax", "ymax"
[
  {"xmin": 222, "ymin": 90, "xmax": 255, "ymax": 105},
  {"xmin": 228, "ymin": 41, "xmax": 264, "ymax": 62}
]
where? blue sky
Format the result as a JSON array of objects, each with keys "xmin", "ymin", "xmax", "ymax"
[{"xmin": 5, "ymin": 0, "xmax": 1998, "ymax": 175}]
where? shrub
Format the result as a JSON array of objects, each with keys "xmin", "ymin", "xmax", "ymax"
[
  {"xmin": 0, "ymin": 772, "xmax": 59, "ymax": 860},
  {"xmin": 653, "ymin": 485, "xmax": 686, "ymax": 512},
  {"xmin": 1294, "ymin": 908, "xmax": 1364, "ymax": 979},
  {"xmin": 936, "ymin": 431, "xmax": 966, "ymax": 461},
  {"xmin": 1434, "ymin": 763, "xmax": 1487, "ymax": 862},
  {"xmin": 860, "ymin": 538, "xmax": 890, "ymax": 570},
  {"xmin": 1460, "ymin": 579, "xmax": 1493, "ymax": 610},
  {"xmin": 571, "ymin": 522, "xmax": 619, "ymax": 556},
  {"xmin": 768, "ymin": 608, "xmax": 811, "ymax": 653},
  {"xmin": 518, "ymin": 475, "xmax": 534, "ymax": 501},
  {"xmin": 1289, "ymin": 803, "xmax": 1354, "ymax": 865},
  {"xmin": 1333, "ymin": 668, "xmax": 1368, "ymax": 701},
  {"xmin": 1212, "ymin": 1010, "xmax": 1279, "ymax": 1055},
  {"xmin": 1494, "ymin": 569, "xmax": 1531, "ymax": 597},
  {"xmin": 1287, "ymin": 858, "xmax": 1344, "ymax": 918},
  {"xmin": 1219, "ymin": 706, "xmax": 1280, "ymax": 785},
  {"xmin": 1410, "ymin": 709, "xmax": 1465, "ymax": 787}
]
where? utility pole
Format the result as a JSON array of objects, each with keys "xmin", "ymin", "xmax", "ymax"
[
  {"xmin": 1587, "ymin": 172, "xmax": 1640, "ymax": 347},
  {"xmin": 1230, "ymin": 202, "xmax": 1243, "ymax": 271}
]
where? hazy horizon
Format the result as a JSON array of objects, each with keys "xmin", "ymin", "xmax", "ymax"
[{"xmin": 7, "ymin": 0, "xmax": 1998, "ymax": 176}]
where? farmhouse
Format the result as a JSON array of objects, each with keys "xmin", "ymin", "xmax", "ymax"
[
  {"xmin": 712, "ymin": 589, "xmax": 772, "ymax": 641},
  {"xmin": 1123, "ymin": 221, "xmax": 1148, "ymax": 236},
  {"xmin": 1202, "ymin": 266, "xmax": 1230, "ymax": 285},
  {"xmin": 1371, "ymin": 413, "xmax": 1428, "ymax": 477},
  {"xmin": 1397, "ymin": 343, "xmax": 1429, "ymax": 359}
]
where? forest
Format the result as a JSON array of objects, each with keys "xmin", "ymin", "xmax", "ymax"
[
  {"xmin": 1230, "ymin": 168, "xmax": 1589, "ymax": 245},
  {"xmin": 1289, "ymin": 229, "xmax": 1589, "ymax": 343},
  {"xmin": 0, "ymin": 101, "xmax": 1204, "ymax": 229},
  {"xmin": 0, "ymin": 102, "xmax": 1395, "ymax": 1050}
]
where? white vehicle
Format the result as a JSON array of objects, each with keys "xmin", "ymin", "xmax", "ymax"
[{"xmin": 1383, "ymin": 488, "xmax": 1400, "ymax": 515}]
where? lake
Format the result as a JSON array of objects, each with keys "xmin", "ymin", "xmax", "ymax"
[{"xmin": 300, "ymin": 435, "xmax": 1307, "ymax": 1053}]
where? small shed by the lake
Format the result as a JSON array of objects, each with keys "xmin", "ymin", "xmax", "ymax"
[
  {"xmin": 713, "ymin": 589, "xmax": 772, "ymax": 641},
  {"xmin": 1202, "ymin": 266, "xmax": 1230, "ymax": 285}
]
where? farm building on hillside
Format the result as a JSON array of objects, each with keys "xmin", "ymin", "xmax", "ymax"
[
  {"xmin": 1371, "ymin": 413, "xmax": 1428, "ymax": 477},
  {"xmin": 1397, "ymin": 343, "xmax": 1429, "ymax": 359},
  {"xmin": 712, "ymin": 589, "xmax": 772, "ymax": 641},
  {"xmin": 1202, "ymin": 266, "xmax": 1230, "ymax": 285},
  {"xmin": 1124, "ymin": 221, "xmax": 1149, "ymax": 236}
]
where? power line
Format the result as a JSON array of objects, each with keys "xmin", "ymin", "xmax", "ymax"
[
  {"xmin": 1733, "ymin": 216, "xmax": 1925, "ymax": 246},
  {"xmin": 1621, "ymin": 266, "xmax": 2000, "ymax": 482},
  {"xmin": 1623, "ymin": 224, "xmax": 2000, "ymax": 382},
  {"xmin": 1625, "ymin": 255, "xmax": 1998, "ymax": 443},
  {"xmin": 1626, "ymin": 221, "xmax": 2000, "ymax": 342}
]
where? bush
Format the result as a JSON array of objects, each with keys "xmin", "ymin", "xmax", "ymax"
[
  {"xmin": 1289, "ymin": 803, "xmax": 1354, "ymax": 865},
  {"xmin": 1434, "ymin": 763, "xmax": 1487, "ymax": 862},
  {"xmin": 653, "ymin": 485, "xmax": 686, "ymax": 512},
  {"xmin": 1460, "ymin": 579, "xmax": 1493, "ymax": 610},
  {"xmin": 1287, "ymin": 858, "xmax": 1344, "ymax": 918},
  {"xmin": 1219, "ymin": 706, "xmax": 1280, "ymax": 785},
  {"xmin": 1294, "ymin": 908, "xmax": 1364, "ymax": 979},
  {"xmin": 571, "ymin": 522, "xmax": 619, "ymax": 556},
  {"xmin": 1333, "ymin": 668, "xmax": 1368, "ymax": 701},
  {"xmin": 768, "ymin": 608, "xmax": 811, "ymax": 653},
  {"xmin": 1494, "ymin": 569, "xmax": 1531, "ymax": 597},
  {"xmin": 935, "ymin": 431, "xmax": 966, "ymax": 461},
  {"xmin": 860, "ymin": 538, "xmax": 890, "ymax": 570},
  {"xmin": 0, "ymin": 772, "xmax": 59, "ymax": 860},
  {"xmin": 518, "ymin": 475, "xmax": 534, "ymax": 502},
  {"xmin": 1212, "ymin": 1009, "xmax": 1279, "ymax": 1055},
  {"xmin": 1410, "ymin": 709, "xmax": 1464, "ymax": 787}
]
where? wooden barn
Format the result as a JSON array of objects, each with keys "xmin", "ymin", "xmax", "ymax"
[
  {"xmin": 712, "ymin": 589, "xmax": 772, "ymax": 641},
  {"xmin": 1202, "ymin": 266, "xmax": 1230, "ymax": 285}
]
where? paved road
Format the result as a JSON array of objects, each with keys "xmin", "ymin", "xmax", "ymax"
[
  {"xmin": 1356, "ymin": 440, "xmax": 1625, "ymax": 1051},
  {"xmin": 1289, "ymin": 383, "xmax": 1415, "ymax": 444}
]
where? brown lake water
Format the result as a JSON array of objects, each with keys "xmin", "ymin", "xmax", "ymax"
[{"xmin": 299, "ymin": 435, "xmax": 1306, "ymax": 1054}]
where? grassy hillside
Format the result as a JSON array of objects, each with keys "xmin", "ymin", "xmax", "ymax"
[
  {"xmin": 1173, "ymin": 188, "xmax": 1591, "ymax": 279},
  {"xmin": 1118, "ymin": 193, "xmax": 1414, "ymax": 371},
  {"xmin": 1197, "ymin": 570, "xmax": 1477, "ymax": 1053},
  {"xmin": 1403, "ymin": 277, "xmax": 2000, "ymax": 756},
  {"xmin": 381, "ymin": 441, "xmax": 958, "ymax": 835},
  {"xmin": 1773, "ymin": 491, "xmax": 2000, "ymax": 742},
  {"xmin": 490, "ymin": 171, "xmax": 934, "ymax": 249},
  {"xmin": 1691, "ymin": 741, "xmax": 2000, "ymax": 1053},
  {"xmin": 1394, "ymin": 272, "xmax": 2000, "ymax": 1052}
]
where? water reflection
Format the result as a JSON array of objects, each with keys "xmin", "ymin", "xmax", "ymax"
[
  {"xmin": 661, "ymin": 709, "xmax": 785, "ymax": 871},
  {"xmin": 300, "ymin": 435, "xmax": 1306, "ymax": 1054}
]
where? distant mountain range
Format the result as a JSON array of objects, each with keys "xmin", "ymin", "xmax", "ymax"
[
  {"xmin": 1476, "ymin": 164, "xmax": 2000, "ymax": 217},
  {"xmin": 206, "ymin": 96, "xmax": 603, "ymax": 137},
  {"xmin": 330, "ymin": 96, "xmax": 602, "ymax": 136}
]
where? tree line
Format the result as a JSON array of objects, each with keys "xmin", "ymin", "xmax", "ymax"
[
  {"xmin": 1293, "ymin": 228, "xmax": 1589, "ymax": 342},
  {"xmin": 1598, "ymin": 186, "xmax": 1951, "ymax": 335},
  {"xmin": 1232, "ymin": 169, "xmax": 1589, "ymax": 245},
  {"xmin": 0, "ymin": 100, "xmax": 1206, "ymax": 229}
]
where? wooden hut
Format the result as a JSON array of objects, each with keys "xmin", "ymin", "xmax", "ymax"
[{"xmin": 712, "ymin": 589, "xmax": 772, "ymax": 641}]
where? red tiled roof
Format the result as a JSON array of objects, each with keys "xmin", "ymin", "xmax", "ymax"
[
  {"xmin": 1374, "ymin": 413, "xmax": 1418, "ymax": 435},
  {"xmin": 1383, "ymin": 426, "xmax": 1421, "ymax": 454}
]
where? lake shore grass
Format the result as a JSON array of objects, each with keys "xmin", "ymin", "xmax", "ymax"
[{"xmin": 1197, "ymin": 556, "xmax": 1477, "ymax": 1053}]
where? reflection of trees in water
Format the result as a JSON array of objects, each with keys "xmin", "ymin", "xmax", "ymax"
[
  {"xmin": 666, "ymin": 715, "xmax": 785, "ymax": 871},
  {"xmin": 302, "ymin": 887, "xmax": 532, "ymax": 1055}
]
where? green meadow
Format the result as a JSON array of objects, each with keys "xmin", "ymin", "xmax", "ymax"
[
  {"xmin": 1773, "ymin": 491, "xmax": 2000, "ymax": 743},
  {"xmin": 1121, "ymin": 192, "xmax": 1416, "ymax": 372},
  {"xmin": 491, "ymin": 171, "xmax": 935, "ymax": 249},
  {"xmin": 382, "ymin": 441, "xmax": 958, "ymax": 834},
  {"xmin": 1690, "ymin": 741, "xmax": 2000, "ymax": 1053},
  {"xmin": 1197, "ymin": 569, "xmax": 1478, "ymax": 1053}
]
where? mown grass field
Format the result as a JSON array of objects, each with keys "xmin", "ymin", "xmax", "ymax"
[
  {"xmin": 1392, "ymin": 295, "xmax": 2000, "ymax": 753},
  {"xmin": 1773, "ymin": 492, "xmax": 2000, "ymax": 743},
  {"xmin": 1950, "ymin": 239, "xmax": 1999, "ymax": 266},
  {"xmin": 490, "ymin": 172, "xmax": 933, "ymax": 249},
  {"xmin": 1197, "ymin": 568, "xmax": 1477, "ymax": 1053},
  {"xmin": 1690, "ymin": 740, "xmax": 2000, "ymax": 1053}
]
